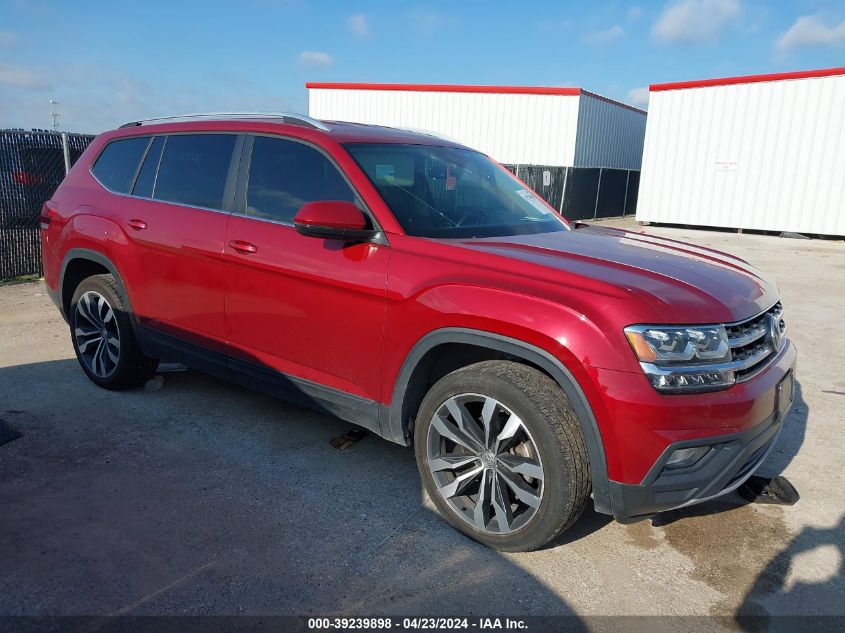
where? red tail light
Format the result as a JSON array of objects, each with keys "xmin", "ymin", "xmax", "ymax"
[
  {"xmin": 12, "ymin": 171, "xmax": 43, "ymax": 186},
  {"xmin": 40, "ymin": 202, "xmax": 57, "ymax": 230}
]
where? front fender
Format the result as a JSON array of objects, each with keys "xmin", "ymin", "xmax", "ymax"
[{"xmin": 379, "ymin": 283, "xmax": 649, "ymax": 516}]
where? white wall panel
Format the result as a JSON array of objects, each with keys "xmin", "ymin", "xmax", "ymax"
[
  {"xmin": 574, "ymin": 93, "xmax": 647, "ymax": 169},
  {"xmin": 309, "ymin": 88, "xmax": 582, "ymax": 166},
  {"xmin": 637, "ymin": 73, "xmax": 845, "ymax": 235}
]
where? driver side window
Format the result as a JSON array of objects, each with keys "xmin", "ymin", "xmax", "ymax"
[{"xmin": 245, "ymin": 136, "xmax": 357, "ymax": 224}]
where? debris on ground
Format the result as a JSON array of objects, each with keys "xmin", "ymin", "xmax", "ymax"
[
  {"xmin": 330, "ymin": 428, "xmax": 367, "ymax": 451},
  {"xmin": 144, "ymin": 375, "xmax": 166, "ymax": 392},
  {"xmin": 738, "ymin": 475, "xmax": 800, "ymax": 505}
]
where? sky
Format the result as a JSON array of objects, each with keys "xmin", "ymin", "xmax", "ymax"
[{"xmin": 1, "ymin": 0, "xmax": 844, "ymax": 133}]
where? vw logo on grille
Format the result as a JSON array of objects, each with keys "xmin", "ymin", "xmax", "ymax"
[{"xmin": 768, "ymin": 314, "xmax": 785, "ymax": 352}]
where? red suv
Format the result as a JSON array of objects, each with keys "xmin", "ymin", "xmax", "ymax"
[{"xmin": 40, "ymin": 113, "xmax": 796, "ymax": 551}]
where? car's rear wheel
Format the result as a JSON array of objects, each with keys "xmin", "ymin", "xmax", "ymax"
[
  {"xmin": 70, "ymin": 274, "xmax": 158, "ymax": 390},
  {"xmin": 414, "ymin": 360, "xmax": 591, "ymax": 551}
]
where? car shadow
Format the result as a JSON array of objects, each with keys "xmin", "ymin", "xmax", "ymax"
[
  {"xmin": 0, "ymin": 358, "xmax": 591, "ymax": 626},
  {"xmin": 734, "ymin": 514, "xmax": 844, "ymax": 632}
]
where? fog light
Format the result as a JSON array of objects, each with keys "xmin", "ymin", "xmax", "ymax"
[{"xmin": 665, "ymin": 446, "xmax": 710, "ymax": 470}]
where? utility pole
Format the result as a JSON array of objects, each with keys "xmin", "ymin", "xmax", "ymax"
[{"xmin": 50, "ymin": 99, "xmax": 61, "ymax": 131}]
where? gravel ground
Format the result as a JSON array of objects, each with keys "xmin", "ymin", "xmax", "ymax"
[{"xmin": 0, "ymin": 218, "xmax": 843, "ymax": 628}]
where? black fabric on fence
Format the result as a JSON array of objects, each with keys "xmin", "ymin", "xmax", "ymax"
[
  {"xmin": 505, "ymin": 163, "xmax": 641, "ymax": 222},
  {"xmin": 510, "ymin": 165, "xmax": 568, "ymax": 212},
  {"xmin": 624, "ymin": 170, "xmax": 640, "ymax": 216},
  {"xmin": 0, "ymin": 130, "xmax": 94, "ymax": 279},
  {"xmin": 595, "ymin": 169, "xmax": 628, "ymax": 219}
]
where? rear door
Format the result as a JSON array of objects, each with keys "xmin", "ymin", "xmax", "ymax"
[
  {"xmin": 105, "ymin": 132, "xmax": 243, "ymax": 351},
  {"xmin": 223, "ymin": 134, "xmax": 389, "ymax": 403}
]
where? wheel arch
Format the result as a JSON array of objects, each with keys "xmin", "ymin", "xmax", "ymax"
[
  {"xmin": 60, "ymin": 249, "xmax": 136, "ymax": 328},
  {"xmin": 379, "ymin": 327, "xmax": 611, "ymax": 514}
]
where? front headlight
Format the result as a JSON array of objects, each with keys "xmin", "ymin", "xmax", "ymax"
[{"xmin": 624, "ymin": 325, "xmax": 734, "ymax": 393}]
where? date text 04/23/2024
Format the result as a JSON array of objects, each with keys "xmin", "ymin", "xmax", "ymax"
[{"xmin": 307, "ymin": 617, "xmax": 528, "ymax": 630}]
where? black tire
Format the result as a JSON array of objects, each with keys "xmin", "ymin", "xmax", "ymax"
[
  {"xmin": 69, "ymin": 274, "xmax": 158, "ymax": 390},
  {"xmin": 414, "ymin": 360, "xmax": 591, "ymax": 552}
]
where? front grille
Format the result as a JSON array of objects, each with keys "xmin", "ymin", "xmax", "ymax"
[{"xmin": 726, "ymin": 302, "xmax": 784, "ymax": 381}]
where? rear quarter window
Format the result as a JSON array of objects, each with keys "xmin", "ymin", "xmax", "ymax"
[{"xmin": 91, "ymin": 137, "xmax": 150, "ymax": 193}]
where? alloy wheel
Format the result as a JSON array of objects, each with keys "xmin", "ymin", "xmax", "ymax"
[
  {"xmin": 426, "ymin": 393, "xmax": 545, "ymax": 535},
  {"xmin": 74, "ymin": 291, "xmax": 121, "ymax": 378}
]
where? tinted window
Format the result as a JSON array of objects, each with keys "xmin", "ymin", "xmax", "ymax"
[
  {"xmin": 132, "ymin": 136, "xmax": 164, "ymax": 198},
  {"xmin": 154, "ymin": 134, "xmax": 237, "ymax": 210},
  {"xmin": 346, "ymin": 143, "xmax": 566, "ymax": 238},
  {"xmin": 91, "ymin": 137, "xmax": 150, "ymax": 193},
  {"xmin": 246, "ymin": 136, "xmax": 356, "ymax": 223}
]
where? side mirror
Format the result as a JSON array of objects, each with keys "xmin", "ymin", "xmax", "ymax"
[{"xmin": 293, "ymin": 201, "xmax": 382, "ymax": 243}]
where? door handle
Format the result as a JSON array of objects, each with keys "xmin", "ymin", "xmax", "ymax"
[
  {"xmin": 229, "ymin": 239, "xmax": 258, "ymax": 254},
  {"xmin": 127, "ymin": 218, "xmax": 147, "ymax": 231}
]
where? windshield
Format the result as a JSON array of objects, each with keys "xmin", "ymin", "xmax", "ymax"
[{"xmin": 344, "ymin": 143, "xmax": 569, "ymax": 238}]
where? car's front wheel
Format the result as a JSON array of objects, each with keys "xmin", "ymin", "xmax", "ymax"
[
  {"xmin": 414, "ymin": 360, "xmax": 591, "ymax": 551},
  {"xmin": 69, "ymin": 274, "xmax": 158, "ymax": 390}
]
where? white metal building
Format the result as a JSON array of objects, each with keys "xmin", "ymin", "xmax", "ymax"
[
  {"xmin": 307, "ymin": 83, "xmax": 647, "ymax": 170},
  {"xmin": 637, "ymin": 66, "xmax": 845, "ymax": 236}
]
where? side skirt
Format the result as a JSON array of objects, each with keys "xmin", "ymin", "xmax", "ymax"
[{"xmin": 136, "ymin": 325, "xmax": 382, "ymax": 435}]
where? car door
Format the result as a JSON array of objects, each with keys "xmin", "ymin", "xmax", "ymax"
[
  {"xmin": 108, "ymin": 132, "xmax": 242, "ymax": 352},
  {"xmin": 223, "ymin": 134, "xmax": 389, "ymax": 404}
]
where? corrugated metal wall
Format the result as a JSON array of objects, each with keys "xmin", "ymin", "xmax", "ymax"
[
  {"xmin": 637, "ymin": 74, "xmax": 845, "ymax": 235},
  {"xmin": 575, "ymin": 92, "xmax": 647, "ymax": 169},
  {"xmin": 309, "ymin": 88, "xmax": 580, "ymax": 166}
]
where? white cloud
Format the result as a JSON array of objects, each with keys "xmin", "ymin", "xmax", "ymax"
[
  {"xmin": 0, "ymin": 64, "xmax": 50, "ymax": 90},
  {"xmin": 297, "ymin": 51, "xmax": 334, "ymax": 68},
  {"xmin": 776, "ymin": 14, "xmax": 845, "ymax": 53},
  {"xmin": 628, "ymin": 6, "xmax": 644, "ymax": 21},
  {"xmin": 584, "ymin": 24, "xmax": 625, "ymax": 44},
  {"xmin": 652, "ymin": 0, "xmax": 741, "ymax": 45},
  {"xmin": 348, "ymin": 13, "xmax": 370, "ymax": 38},
  {"xmin": 627, "ymin": 86, "xmax": 650, "ymax": 108}
]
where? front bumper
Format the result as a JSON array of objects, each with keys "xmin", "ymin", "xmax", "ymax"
[{"xmin": 607, "ymin": 359, "xmax": 796, "ymax": 522}]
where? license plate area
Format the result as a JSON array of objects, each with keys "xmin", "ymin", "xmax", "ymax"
[{"xmin": 776, "ymin": 371, "xmax": 794, "ymax": 420}]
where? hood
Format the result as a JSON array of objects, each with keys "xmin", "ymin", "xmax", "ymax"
[{"xmin": 450, "ymin": 225, "xmax": 779, "ymax": 324}]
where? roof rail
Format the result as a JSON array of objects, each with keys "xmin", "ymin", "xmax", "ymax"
[{"xmin": 119, "ymin": 112, "xmax": 330, "ymax": 131}]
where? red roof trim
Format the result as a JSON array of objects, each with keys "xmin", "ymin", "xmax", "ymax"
[
  {"xmin": 650, "ymin": 66, "xmax": 845, "ymax": 92},
  {"xmin": 305, "ymin": 82, "xmax": 581, "ymax": 96}
]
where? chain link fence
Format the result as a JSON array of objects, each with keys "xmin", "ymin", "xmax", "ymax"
[{"xmin": 1, "ymin": 130, "xmax": 94, "ymax": 280}]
